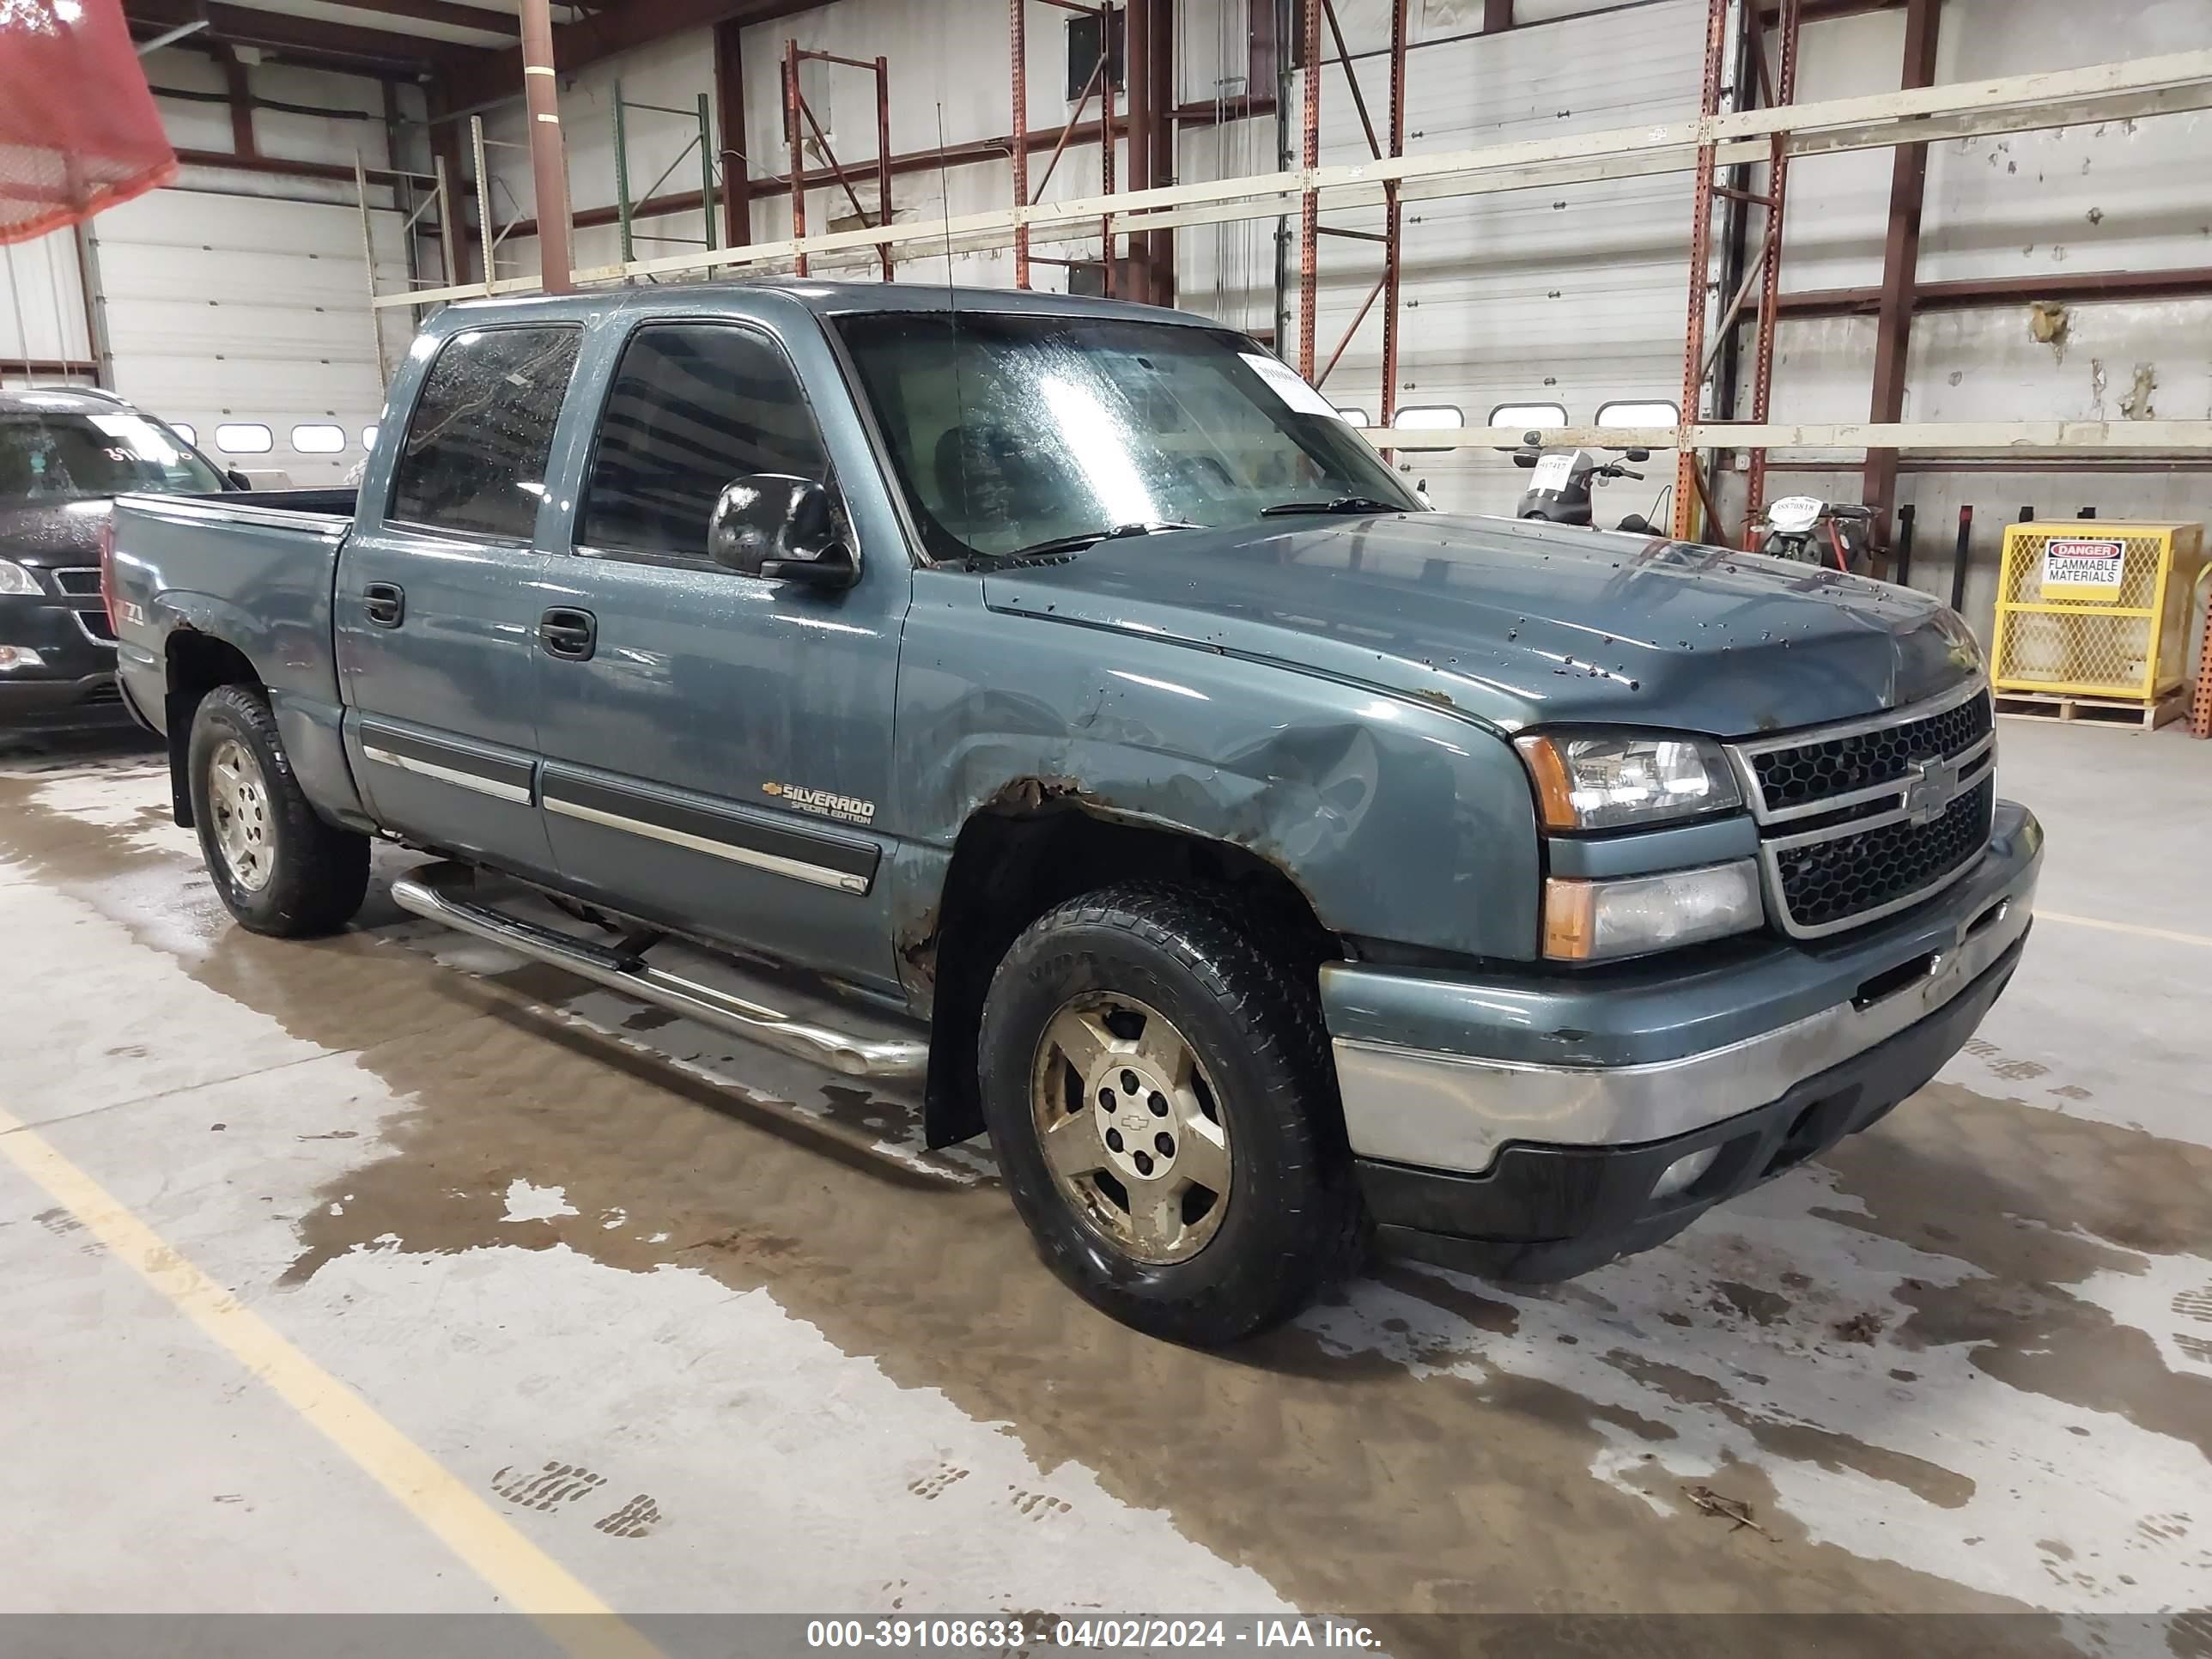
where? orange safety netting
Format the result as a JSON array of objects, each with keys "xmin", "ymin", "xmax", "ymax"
[{"xmin": 0, "ymin": 0, "xmax": 176, "ymax": 246}]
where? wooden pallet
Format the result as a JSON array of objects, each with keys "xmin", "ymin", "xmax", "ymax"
[{"xmin": 1993, "ymin": 688, "xmax": 2185, "ymax": 732}]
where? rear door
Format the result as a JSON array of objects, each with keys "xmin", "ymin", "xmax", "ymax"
[
  {"xmin": 529, "ymin": 312, "xmax": 909, "ymax": 992},
  {"xmin": 335, "ymin": 321, "xmax": 580, "ymax": 879}
]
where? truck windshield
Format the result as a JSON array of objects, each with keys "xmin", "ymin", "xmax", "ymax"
[
  {"xmin": 0, "ymin": 411, "xmax": 224, "ymax": 501},
  {"xmin": 832, "ymin": 311, "xmax": 1420, "ymax": 562}
]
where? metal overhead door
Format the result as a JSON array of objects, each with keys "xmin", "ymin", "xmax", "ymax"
[
  {"xmin": 1304, "ymin": 0, "xmax": 1705, "ymax": 520},
  {"xmin": 88, "ymin": 188, "xmax": 410, "ymax": 485}
]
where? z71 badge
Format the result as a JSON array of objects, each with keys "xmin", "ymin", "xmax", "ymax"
[{"xmin": 761, "ymin": 781, "xmax": 877, "ymax": 825}]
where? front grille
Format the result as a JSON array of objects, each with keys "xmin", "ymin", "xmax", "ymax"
[
  {"xmin": 52, "ymin": 567, "xmax": 101, "ymax": 597},
  {"xmin": 1774, "ymin": 775, "xmax": 1995, "ymax": 932},
  {"xmin": 78, "ymin": 681, "xmax": 122, "ymax": 706},
  {"xmin": 1731, "ymin": 683, "xmax": 1997, "ymax": 939},
  {"xmin": 1750, "ymin": 690, "xmax": 1992, "ymax": 814},
  {"xmin": 75, "ymin": 608, "xmax": 118, "ymax": 643}
]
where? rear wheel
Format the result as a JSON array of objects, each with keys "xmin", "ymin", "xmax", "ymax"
[
  {"xmin": 188, "ymin": 684, "xmax": 368, "ymax": 937},
  {"xmin": 978, "ymin": 881, "xmax": 1364, "ymax": 1346}
]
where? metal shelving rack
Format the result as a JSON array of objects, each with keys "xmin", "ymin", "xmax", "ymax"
[{"xmin": 371, "ymin": 24, "xmax": 2212, "ymax": 482}]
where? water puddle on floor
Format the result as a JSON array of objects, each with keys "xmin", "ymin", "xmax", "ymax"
[{"xmin": 5, "ymin": 745, "xmax": 2209, "ymax": 1642}]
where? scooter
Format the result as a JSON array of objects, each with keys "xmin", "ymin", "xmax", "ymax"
[
  {"xmin": 1757, "ymin": 495, "xmax": 1877, "ymax": 573},
  {"xmin": 1510, "ymin": 434, "xmax": 1662, "ymax": 534}
]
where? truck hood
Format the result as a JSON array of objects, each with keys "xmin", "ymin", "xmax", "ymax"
[
  {"xmin": 0, "ymin": 498, "xmax": 112, "ymax": 568},
  {"xmin": 980, "ymin": 512, "xmax": 1979, "ymax": 738}
]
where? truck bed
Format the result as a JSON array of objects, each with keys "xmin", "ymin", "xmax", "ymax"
[{"xmin": 108, "ymin": 487, "xmax": 356, "ymax": 747}]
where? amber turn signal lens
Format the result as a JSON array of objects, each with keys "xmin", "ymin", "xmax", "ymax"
[
  {"xmin": 1541, "ymin": 878, "xmax": 1598, "ymax": 961},
  {"xmin": 1515, "ymin": 734, "xmax": 1580, "ymax": 830}
]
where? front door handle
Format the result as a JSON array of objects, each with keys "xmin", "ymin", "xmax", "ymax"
[
  {"xmin": 539, "ymin": 606, "xmax": 597, "ymax": 661},
  {"xmin": 362, "ymin": 582, "xmax": 405, "ymax": 628}
]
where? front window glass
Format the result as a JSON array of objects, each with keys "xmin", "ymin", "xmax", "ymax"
[
  {"xmin": 580, "ymin": 323, "xmax": 830, "ymax": 558},
  {"xmin": 0, "ymin": 411, "xmax": 225, "ymax": 501},
  {"xmin": 833, "ymin": 312, "xmax": 1420, "ymax": 562}
]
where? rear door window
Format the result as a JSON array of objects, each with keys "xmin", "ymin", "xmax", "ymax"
[
  {"xmin": 388, "ymin": 325, "xmax": 580, "ymax": 540},
  {"xmin": 578, "ymin": 322, "xmax": 830, "ymax": 561}
]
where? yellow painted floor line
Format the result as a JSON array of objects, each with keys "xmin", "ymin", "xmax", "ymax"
[
  {"xmin": 0, "ymin": 1101, "xmax": 662, "ymax": 1659},
  {"xmin": 2039, "ymin": 909, "xmax": 2212, "ymax": 951}
]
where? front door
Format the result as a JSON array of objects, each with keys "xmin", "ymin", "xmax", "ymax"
[
  {"xmin": 336, "ymin": 321, "xmax": 582, "ymax": 882},
  {"xmin": 530, "ymin": 315, "xmax": 908, "ymax": 993}
]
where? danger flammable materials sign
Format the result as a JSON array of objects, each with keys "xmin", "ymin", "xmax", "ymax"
[{"xmin": 2041, "ymin": 537, "xmax": 2127, "ymax": 594}]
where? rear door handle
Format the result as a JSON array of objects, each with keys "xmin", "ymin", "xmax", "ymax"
[
  {"xmin": 539, "ymin": 606, "xmax": 597, "ymax": 661},
  {"xmin": 362, "ymin": 582, "xmax": 405, "ymax": 628}
]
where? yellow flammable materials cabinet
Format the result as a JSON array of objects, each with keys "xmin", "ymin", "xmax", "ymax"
[{"xmin": 1990, "ymin": 520, "xmax": 2206, "ymax": 715}]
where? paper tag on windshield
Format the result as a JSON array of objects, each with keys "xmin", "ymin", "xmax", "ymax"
[
  {"xmin": 1239, "ymin": 353, "xmax": 1346, "ymax": 419},
  {"xmin": 1530, "ymin": 453, "xmax": 1575, "ymax": 493}
]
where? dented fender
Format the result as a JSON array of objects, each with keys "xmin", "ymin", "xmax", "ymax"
[{"xmin": 890, "ymin": 568, "xmax": 1541, "ymax": 963}]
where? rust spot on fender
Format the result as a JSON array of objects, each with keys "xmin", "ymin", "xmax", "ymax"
[
  {"xmin": 983, "ymin": 774, "xmax": 1101, "ymax": 814},
  {"xmin": 895, "ymin": 904, "xmax": 939, "ymax": 994}
]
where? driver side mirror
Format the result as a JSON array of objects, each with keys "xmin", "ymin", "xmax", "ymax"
[
  {"xmin": 1624, "ymin": 448, "xmax": 1650, "ymax": 463},
  {"xmin": 225, "ymin": 469, "xmax": 253, "ymax": 491},
  {"xmin": 1512, "ymin": 433, "xmax": 1540, "ymax": 470},
  {"xmin": 707, "ymin": 473, "xmax": 856, "ymax": 589}
]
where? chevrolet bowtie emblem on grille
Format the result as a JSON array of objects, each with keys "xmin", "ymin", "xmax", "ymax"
[{"xmin": 1901, "ymin": 754, "xmax": 1966, "ymax": 824}]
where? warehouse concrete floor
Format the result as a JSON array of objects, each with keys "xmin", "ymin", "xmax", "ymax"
[{"xmin": 1, "ymin": 718, "xmax": 2207, "ymax": 1654}]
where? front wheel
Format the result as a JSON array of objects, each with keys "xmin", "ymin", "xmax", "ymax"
[
  {"xmin": 977, "ymin": 882, "xmax": 1364, "ymax": 1346},
  {"xmin": 188, "ymin": 684, "xmax": 369, "ymax": 937}
]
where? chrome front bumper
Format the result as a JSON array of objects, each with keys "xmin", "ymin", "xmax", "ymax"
[{"xmin": 1328, "ymin": 806, "xmax": 2041, "ymax": 1176}]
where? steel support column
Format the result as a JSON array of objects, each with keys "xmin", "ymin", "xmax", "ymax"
[
  {"xmin": 1297, "ymin": 0, "xmax": 1322, "ymax": 377},
  {"xmin": 1378, "ymin": 0, "xmax": 1407, "ymax": 428},
  {"xmin": 875, "ymin": 57, "xmax": 893, "ymax": 276},
  {"xmin": 714, "ymin": 18, "xmax": 752, "ymax": 249},
  {"xmin": 1011, "ymin": 0, "xmax": 1030, "ymax": 287},
  {"xmin": 1863, "ymin": 0, "xmax": 1942, "ymax": 545},
  {"xmin": 1672, "ymin": 0, "xmax": 1732, "ymax": 540},
  {"xmin": 1741, "ymin": 0, "xmax": 1802, "ymax": 530},
  {"xmin": 785, "ymin": 40, "xmax": 808, "ymax": 276},
  {"xmin": 1147, "ymin": 0, "xmax": 1174, "ymax": 304},
  {"xmin": 1127, "ymin": 0, "xmax": 1152, "ymax": 301},
  {"xmin": 517, "ymin": 0, "xmax": 574, "ymax": 294},
  {"xmin": 428, "ymin": 80, "xmax": 472, "ymax": 288},
  {"xmin": 1099, "ymin": 8, "xmax": 1116, "ymax": 296},
  {"xmin": 216, "ymin": 44, "xmax": 256, "ymax": 157}
]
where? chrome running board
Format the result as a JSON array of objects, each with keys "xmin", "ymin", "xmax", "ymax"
[{"xmin": 389, "ymin": 861, "xmax": 929, "ymax": 1081}]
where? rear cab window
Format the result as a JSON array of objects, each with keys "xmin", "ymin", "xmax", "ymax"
[{"xmin": 388, "ymin": 325, "xmax": 581, "ymax": 540}]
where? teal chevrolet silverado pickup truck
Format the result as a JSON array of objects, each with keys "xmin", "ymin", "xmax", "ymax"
[{"xmin": 102, "ymin": 282, "xmax": 2040, "ymax": 1346}]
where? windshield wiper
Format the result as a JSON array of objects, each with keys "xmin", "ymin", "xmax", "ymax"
[
  {"xmin": 1259, "ymin": 495, "xmax": 1404, "ymax": 518},
  {"xmin": 976, "ymin": 520, "xmax": 1202, "ymax": 564}
]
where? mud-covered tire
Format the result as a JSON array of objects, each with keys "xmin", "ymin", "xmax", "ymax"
[
  {"xmin": 187, "ymin": 684, "xmax": 368, "ymax": 938},
  {"xmin": 978, "ymin": 880, "xmax": 1364, "ymax": 1346}
]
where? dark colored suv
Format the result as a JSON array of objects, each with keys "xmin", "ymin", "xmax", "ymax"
[{"xmin": 0, "ymin": 386, "xmax": 228, "ymax": 742}]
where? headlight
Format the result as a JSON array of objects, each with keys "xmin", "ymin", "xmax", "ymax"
[
  {"xmin": 0, "ymin": 559, "xmax": 42, "ymax": 596},
  {"xmin": 1933, "ymin": 605, "xmax": 1984, "ymax": 674},
  {"xmin": 1515, "ymin": 730, "xmax": 1741, "ymax": 830},
  {"xmin": 1541, "ymin": 859, "xmax": 1763, "ymax": 962}
]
